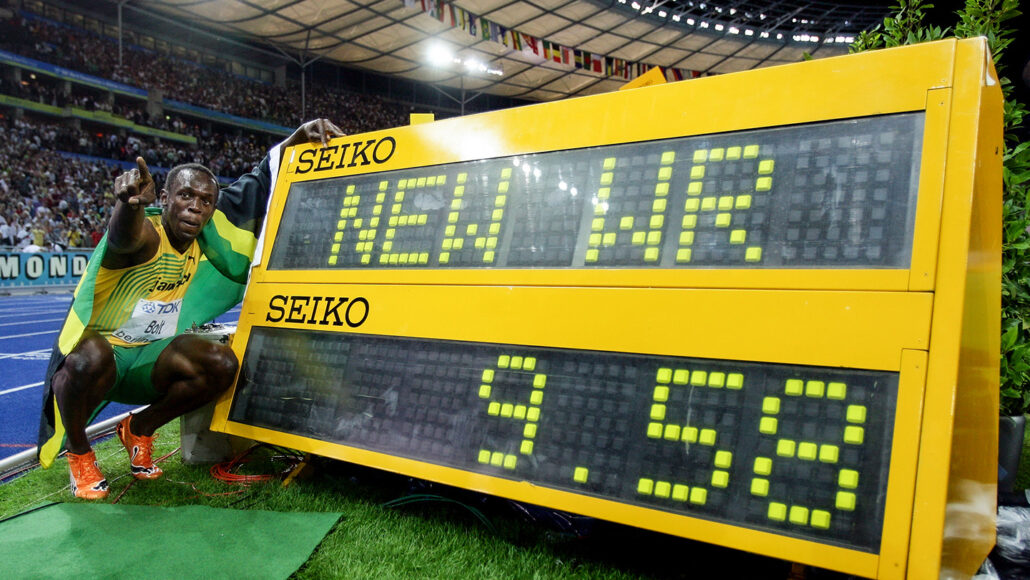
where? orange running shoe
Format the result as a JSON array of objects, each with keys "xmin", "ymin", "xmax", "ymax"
[
  {"xmin": 67, "ymin": 450, "xmax": 109, "ymax": 500},
  {"xmin": 117, "ymin": 415, "xmax": 162, "ymax": 480}
]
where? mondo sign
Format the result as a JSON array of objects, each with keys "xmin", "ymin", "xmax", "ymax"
[
  {"xmin": 0, "ymin": 252, "xmax": 90, "ymax": 287},
  {"xmin": 212, "ymin": 39, "xmax": 1001, "ymax": 579}
]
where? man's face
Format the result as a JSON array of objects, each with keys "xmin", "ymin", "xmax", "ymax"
[{"xmin": 160, "ymin": 169, "xmax": 218, "ymax": 248}]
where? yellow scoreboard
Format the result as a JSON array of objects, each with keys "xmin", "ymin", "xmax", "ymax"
[{"xmin": 211, "ymin": 38, "xmax": 1001, "ymax": 578}]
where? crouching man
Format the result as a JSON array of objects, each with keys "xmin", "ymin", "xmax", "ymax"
[
  {"xmin": 41, "ymin": 119, "xmax": 344, "ymax": 500},
  {"xmin": 54, "ymin": 158, "xmax": 236, "ymax": 498}
]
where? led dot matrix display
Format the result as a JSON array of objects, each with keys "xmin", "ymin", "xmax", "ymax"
[
  {"xmin": 271, "ymin": 114, "xmax": 922, "ymax": 270},
  {"xmin": 230, "ymin": 327, "xmax": 896, "ymax": 550}
]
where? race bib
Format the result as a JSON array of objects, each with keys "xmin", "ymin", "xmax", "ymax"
[{"xmin": 111, "ymin": 298, "xmax": 183, "ymax": 344}]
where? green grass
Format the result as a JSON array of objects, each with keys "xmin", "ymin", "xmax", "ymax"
[{"xmin": 0, "ymin": 424, "xmax": 853, "ymax": 579}]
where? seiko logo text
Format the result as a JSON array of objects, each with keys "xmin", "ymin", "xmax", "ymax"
[
  {"xmin": 294, "ymin": 137, "xmax": 396, "ymax": 174},
  {"xmin": 265, "ymin": 295, "xmax": 369, "ymax": 328}
]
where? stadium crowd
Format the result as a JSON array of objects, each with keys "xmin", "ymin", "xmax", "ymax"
[
  {"xmin": 0, "ymin": 113, "xmax": 287, "ymax": 250},
  {"xmin": 0, "ymin": 117, "xmax": 116, "ymax": 251},
  {"xmin": 1, "ymin": 75, "xmax": 149, "ymax": 124},
  {"xmin": 0, "ymin": 6, "xmax": 439, "ymax": 252},
  {"xmin": 2, "ymin": 80, "xmax": 275, "ymax": 175},
  {"xmin": 0, "ymin": 12, "xmax": 410, "ymax": 133}
]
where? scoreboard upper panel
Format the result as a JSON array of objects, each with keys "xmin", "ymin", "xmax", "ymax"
[{"xmin": 269, "ymin": 113, "xmax": 923, "ymax": 271}]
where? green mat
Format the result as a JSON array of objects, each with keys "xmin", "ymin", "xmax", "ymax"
[{"xmin": 0, "ymin": 503, "xmax": 342, "ymax": 579}]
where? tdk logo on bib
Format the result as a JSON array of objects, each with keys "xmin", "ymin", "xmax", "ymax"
[{"xmin": 141, "ymin": 301, "xmax": 180, "ymax": 314}]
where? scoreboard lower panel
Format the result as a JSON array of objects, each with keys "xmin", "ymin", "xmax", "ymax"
[
  {"xmin": 231, "ymin": 326, "xmax": 896, "ymax": 551},
  {"xmin": 211, "ymin": 39, "xmax": 1002, "ymax": 579}
]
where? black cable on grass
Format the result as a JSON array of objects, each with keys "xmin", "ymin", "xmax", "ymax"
[
  {"xmin": 382, "ymin": 493, "xmax": 496, "ymax": 533},
  {"xmin": 0, "ymin": 502, "xmax": 59, "ymax": 525},
  {"xmin": 226, "ymin": 490, "xmax": 261, "ymax": 509},
  {"xmin": 506, "ymin": 500, "xmax": 596, "ymax": 539},
  {"xmin": 267, "ymin": 445, "xmax": 305, "ymax": 459}
]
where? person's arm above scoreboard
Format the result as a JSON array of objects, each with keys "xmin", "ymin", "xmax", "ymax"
[
  {"xmin": 219, "ymin": 119, "xmax": 346, "ymax": 234},
  {"xmin": 201, "ymin": 119, "xmax": 345, "ymax": 283}
]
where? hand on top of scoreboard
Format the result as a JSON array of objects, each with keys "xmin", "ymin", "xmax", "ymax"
[{"xmin": 282, "ymin": 118, "xmax": 346, "ymax": 150}]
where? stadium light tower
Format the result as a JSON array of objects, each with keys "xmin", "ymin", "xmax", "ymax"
[{"xmin": 117, "ymin": 0, "xmax": 130, "ymax": 68}]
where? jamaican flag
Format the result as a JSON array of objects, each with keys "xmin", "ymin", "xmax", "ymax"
[{"xmin": 37, "ymin": 152, "xmax": 282, "ymax": 468}]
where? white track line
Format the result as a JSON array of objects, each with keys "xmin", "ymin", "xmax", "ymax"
[
  {"xmin": 0, "ymin": 317, "xmax": 64, "ymax": 327},
  {"xmin": 0, "ymin": 295, "xmax": 70, "ymax": 300},
  {"xmin": 0, "ymin": 309, "xmax": 70, "ymax": 319},
  {"xmin": 0, "ymin": 296, "xmax": 71, "ymax": 303},
  {"xmin": 0, "ymin": 296, "xmax": 70, "ymax": 301},
  {"xmin": 0, "ymin": 330, "xmax": 57, "ymax": 340},
  {"xmin": 0, "ymin": 348, "xmax": 51, "ymax": 360},
  {"xmin": 0, "ymin": 381, "xmax": 43, "ymax": 396}
]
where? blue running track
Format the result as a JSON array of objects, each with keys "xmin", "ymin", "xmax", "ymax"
[{"xmin": 0, "ymin": 292, "xmax": 239, "ymax": 462}]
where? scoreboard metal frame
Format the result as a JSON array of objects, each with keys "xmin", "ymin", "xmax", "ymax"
[{"xmin": 210, "ymin": 38, "xmax": 1001, "ymax": 578}]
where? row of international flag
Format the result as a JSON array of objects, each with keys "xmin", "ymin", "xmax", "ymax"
[{"xmin": 404, "ymin": 0, "xmax": 706, "ymax": 82}]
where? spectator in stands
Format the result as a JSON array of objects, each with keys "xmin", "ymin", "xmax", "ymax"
[
  {"xmin": 0, "ymin": 6, "xmax": 440, "ymax": 267},
  {"xmin": 67, "ymin": 226, "xmax": 82, "ymax": 248},
  {"xmin": 0, "ymin": 8, "xmax": 433, "ymax": 257},
  {"xmin": 15, "ymin": 223, "xmax": 30, "ymax": 249},
  {"xmin": 0, "ymin": 216, "xmax": 12, "ymax": 247},
  {"xmin": 41, "ymin": 118, "xmax": 344, "ymax": 500},
  {"xmin": 30, "ymin": 220, "xmax": 45, "ymax": 246}
]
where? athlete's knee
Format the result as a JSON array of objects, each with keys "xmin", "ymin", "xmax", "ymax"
[
  {"xmin": 166, "ymin": 335, "xmax": 238, "ymax": 390},
  {"xmin": 205, "ymin": 344, "xmax": 239, "ymax": 390},
  {"xmin": 61, "ymin": 333, "xmax": 114, "ymax": 383}
]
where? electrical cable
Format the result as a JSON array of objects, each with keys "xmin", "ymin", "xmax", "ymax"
[
  {"xmin": 382, "ymin": 493, "xmax": 496, "ymax": 532},
  {"xmin": 163, "ymin": 478, "xmax": 250, "ymax": 501},
  {"xmin": 110, "ymin": 445, "xmax": 180, "ymax": 504},
  {"xmin": 209, "ymin": 444, "xmax": 301, "ymax": 484},
  {"xmin": 110, "ymin": 479, "xmax": 136, "ymax": 504}
]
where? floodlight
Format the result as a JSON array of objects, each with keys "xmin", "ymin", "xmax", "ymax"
[{"xmin": 427, "ymin": 43, "xmax": 454, "ymax": 67}]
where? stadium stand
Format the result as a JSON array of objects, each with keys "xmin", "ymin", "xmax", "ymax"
[
  {"xmin": 0, "ymin": 12, "xmax": 412, "ymax": 133},
  {"xmin": 0, "ymin": 116, "xmax": 115, "ymax": 250},
  {"xmin": 0, "ymin": 5, "xmax": 443, "ymax": 251}
]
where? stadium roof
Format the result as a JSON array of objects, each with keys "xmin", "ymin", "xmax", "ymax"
[{"xmin": 131, "ymin": 0, "xmax": 892, "ymax": 101}]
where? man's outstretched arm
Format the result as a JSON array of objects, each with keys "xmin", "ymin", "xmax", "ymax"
[
  {"xmin": 217, "ymin": 118, "xmax": 346, "ymax": 227},
  {"xmin": 205, "ymin": 119, "xmax": 345, "ymax": 277},
  {"xmin": 103, "ymin": 156, "xmax": 160, "ymax": 269}
]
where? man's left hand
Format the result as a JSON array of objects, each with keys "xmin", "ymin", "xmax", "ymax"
[{"xmin": 283, "ymin": 119, "xmax": 345, "ymax": 149}]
